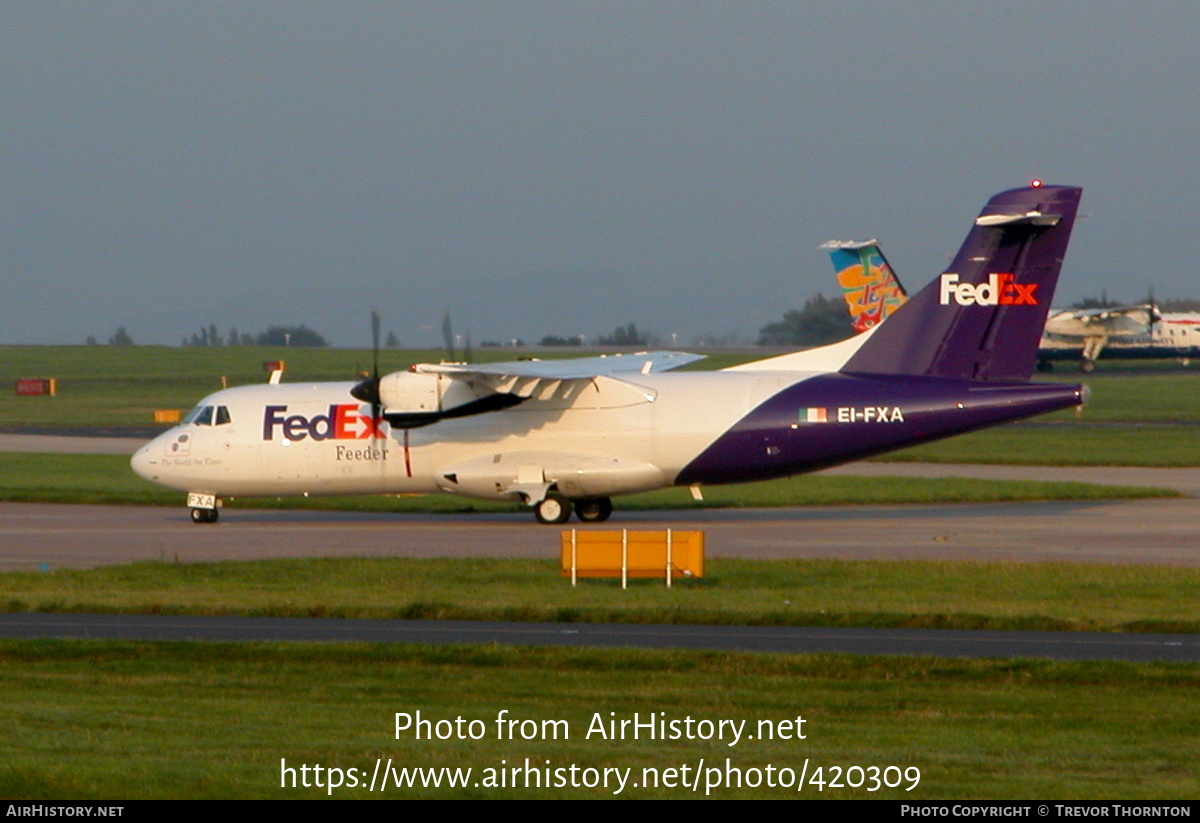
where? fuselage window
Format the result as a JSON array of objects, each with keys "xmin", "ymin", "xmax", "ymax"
[{"xmin": 215, "ymin": 406, "xmax": 231, "ymax": 425}]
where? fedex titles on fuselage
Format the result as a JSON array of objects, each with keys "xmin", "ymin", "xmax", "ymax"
[
  {"xmin": 263, "ymin": 404, "xmax": 385, "ymax": 442},
  {"xmin": 939, "ymin": 272, "xmax": 1038, "ymax": 307}
]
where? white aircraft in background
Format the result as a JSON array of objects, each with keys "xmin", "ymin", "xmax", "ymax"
[
  {"xmin": 132, "ymin": 184, "xmax": 1085, "ymax": 524},
  {"xmin": 1038, "ymin": 305, "xmax": 1200, "ymax": 372},
  {"xmin": 826, "ymin": 242, "xmax": 1200, "ymax": 373}
]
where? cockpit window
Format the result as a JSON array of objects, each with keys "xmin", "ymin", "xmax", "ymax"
[
  {"xmin": 182, "ymin": 404, "xmax": 230, "ymax": 426},
  {"xmin": 182, "ymin": 405, "xmax": 210, "ymax": 425}
]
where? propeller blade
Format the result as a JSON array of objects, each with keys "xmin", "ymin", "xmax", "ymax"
[
  {"xmin": 442, "ymin": 310, "xmax": 456, "ymax": 361},
  {"xmin": 369, "ymin": 309, "xmax": 383, "ymax": 424},
  {"xmin": 371, "ymin": 309, "xmax": 381, "ymax": 375}
]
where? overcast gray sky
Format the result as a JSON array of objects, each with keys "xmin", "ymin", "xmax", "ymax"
[{"xmin": 3, "ymin": 1, "xmax": 1198, "ymax": 347}]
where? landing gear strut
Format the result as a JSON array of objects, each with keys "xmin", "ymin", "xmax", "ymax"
[
  {"xmin": 534, "ymin": 493, "xmax": 572, "ymax": 524},
  {"xmin": 574, "ymin": 497, "xmax": 613, "ymax": 523}
]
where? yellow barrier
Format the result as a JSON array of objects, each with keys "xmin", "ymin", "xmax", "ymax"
[
  {"xmin": 153, "ymin": 409, "xmax": 182, "ymax": 423},
  {"xmin": 561, "ymin": 529, "xmax": 704, "ymax": 588}
]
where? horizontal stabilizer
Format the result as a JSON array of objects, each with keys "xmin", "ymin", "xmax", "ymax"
[{"xmin": 974, "ymin": 210, "xmax": 1061, "ymax": 227}]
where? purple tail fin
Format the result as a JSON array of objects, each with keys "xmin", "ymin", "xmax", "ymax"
[{"xmin": 841, "ymin": 184, "xmax": 1082, "ymax": 381}]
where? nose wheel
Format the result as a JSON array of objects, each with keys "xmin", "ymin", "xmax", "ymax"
[{"xmin": 190, "ymin": 507, "xmax": 219, "ymax": 524}]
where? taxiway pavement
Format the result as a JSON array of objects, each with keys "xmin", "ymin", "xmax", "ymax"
[
  {"xmin": 5, "ymin": 612, "xmax": 1198, "ymax": 661},
  {"xmin": 2, "ymin": 496, "xmax": 1198, "ymax": 571},
  {"xmin": 3, "ymin": 434, "xmax": 1198, "ymax": 661},
  {"xmin": 3, "ymin": 431, "xmax": 1198, "ymax": 569}
]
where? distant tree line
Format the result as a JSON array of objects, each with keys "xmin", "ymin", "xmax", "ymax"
[
  {"xmin": 1161, "ymin": 298, "xmax": 1200, "ymax": 312},
  {"xmin": 181, "ymin": 324, "xmax": 329, "ymax": 347},
  {"xmin": 536, "ymin": 324, "xmax": 658, "ymax": 347},
  {"xmin": 757, "ymin": 294, "xmax": 853, "ymax": 346},
  {"xmin": 596, "ymin": 323, "xmax": 655, "ymax": 347},
  {"xmin": 1070, "ymin": 292, "xmax": 1121, "ymax": 310},
  {"xmin": 1072, "ymin": 292, "xmax": 1200, "ymax": 312}
]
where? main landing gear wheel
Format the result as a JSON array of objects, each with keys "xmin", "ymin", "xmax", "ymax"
[
  {"xmin": 534, "ymin": 494, "xmax": 572, "ymax": 524},
  {"xmin": 190, "ymin": 508, "xmax": 219, "ymax": 524},
  {"xmin": 574, "ymin": 497, "xmax": 613, "ymax": 523}
]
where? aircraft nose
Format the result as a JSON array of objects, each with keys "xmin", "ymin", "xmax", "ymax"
[{"xmin": 130, "ymin": 441, "xmax": 158, "ymax": 482}]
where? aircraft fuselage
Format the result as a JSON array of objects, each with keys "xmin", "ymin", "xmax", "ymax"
[{"xmin": 131, "ymin": 370, "xmax": 1084, "ymax": 502}]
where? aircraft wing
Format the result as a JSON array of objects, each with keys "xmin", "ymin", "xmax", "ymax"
[
  {"xmin": 370, "ymin": 351, "xmax": 705, "ymax": 426},
  {"xmin": 417, "ymin": 350, "xmax": 704, "ymax": 380},
  {"xmin": 1044, "ymin": 304, "xmax": 1157, "ymax": 337}
]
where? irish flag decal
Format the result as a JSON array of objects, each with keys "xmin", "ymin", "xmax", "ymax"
[{"xmin": 802, "ymin": 407, "xmax": 827, "ymax": 423}]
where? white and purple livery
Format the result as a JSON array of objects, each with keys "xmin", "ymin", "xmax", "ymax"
[{"xmin": 132, "ymin": 184, "xmax": 1085, "ymax": 524}]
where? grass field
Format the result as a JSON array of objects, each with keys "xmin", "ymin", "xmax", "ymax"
[
  {"xmin": 1, "ymin": 641, "xmax": 1196, "ymax": 799},
  {"xmin": 876, "ymin": 423, "xmax": 1200, "ymax": 466},
  {"xmin": 0, "ymin": 344, "xmax": 462, "ymax": 429},
  {"xmin": 3, "ymin": 557, "xmax": 1199, "ymax": 633}
]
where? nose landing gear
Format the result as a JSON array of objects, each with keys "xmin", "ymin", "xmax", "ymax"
[
  {"xmin": 190, "ymin": 507, "xmax": 219, "ymax": 524},
  {"xmin": 186, "ymin": 492, "xmax": 220, "ymax": 523}
]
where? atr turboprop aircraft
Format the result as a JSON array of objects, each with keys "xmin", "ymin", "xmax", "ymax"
[{"xmin": 132, "ymin": 183, "xmax": 1085, "ymax": 524}]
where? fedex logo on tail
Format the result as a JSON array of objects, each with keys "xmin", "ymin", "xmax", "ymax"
[
  {"xmin": 263, "ymin": 404, "xmax": 385, "ymax": 441},
  {"xmin": 939, "ymin": 273, "xmax": 1038, "ymax": 306}
]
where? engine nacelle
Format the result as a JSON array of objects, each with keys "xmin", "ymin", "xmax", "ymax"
[{"xmin": 376, "ymin": 370, "xmax": 489, "ymax": 414}]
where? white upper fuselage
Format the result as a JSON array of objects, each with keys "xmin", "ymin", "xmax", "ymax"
[{"xmin": 130, "ymin": 370, "xmax": 808, "ymax": 501}]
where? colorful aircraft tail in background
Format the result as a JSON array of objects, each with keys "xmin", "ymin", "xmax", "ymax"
[{"xmin": 823, "ymin": 239, "xmax": 908, "ymax": 332}]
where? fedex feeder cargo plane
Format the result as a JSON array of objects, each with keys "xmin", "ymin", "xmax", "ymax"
[{"xmin": 132, "ymin": 183, "xmax": 1085, "ymax": 524}]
